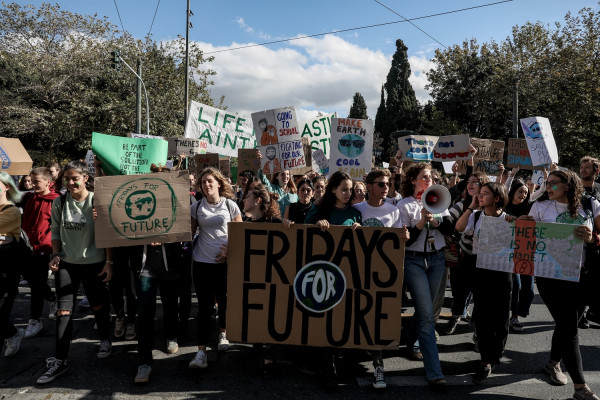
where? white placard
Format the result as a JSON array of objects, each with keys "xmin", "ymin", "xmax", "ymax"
[
  {"xmin": 520, "ymin": 116, "xmax": 559, "ymax": 166},
  {"xmin": 329, "ymin": 118, "xmax": 374, "ymax": 179}
]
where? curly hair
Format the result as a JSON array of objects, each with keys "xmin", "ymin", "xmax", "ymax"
[
  {"xmin": 312, "ymin": 171, "xmax": 352, "ymax": 222},
  {"xmin": 247, "ymin": 185, "xmax": 281, "ymax": 221},
  {"xmin": 400, "ymin": 163, "xmax": 432, "ymax": 198},
  {"xmin": 150, "ymin": 163, "xmax": 171, "ymax": 173},
  {"xmin": 538, "ymin": 170, "xmax": 583, "ymax": 218},
  {"xmin": 199, "ymin": 167, "xmax": 235, "ymax": 199}
]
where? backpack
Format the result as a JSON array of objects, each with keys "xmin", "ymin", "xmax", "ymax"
[{"xmin": 0, "ymin": 204, "xmax": 34, "ymax": 258}]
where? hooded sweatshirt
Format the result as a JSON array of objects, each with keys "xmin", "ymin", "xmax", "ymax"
[{"xmin": 20, "ymin": 191, "xmax": 60, "ymax": 255}]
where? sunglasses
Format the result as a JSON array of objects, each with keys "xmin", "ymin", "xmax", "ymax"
[
  {"xmin": 374, "ymin": 181, "xmax": 391, "ymax": 188},
  {"xmin": 339, "ymin": 139, "xmax": 365, "ymax": 148},
  {"xmin": 545, "ymin": 180, "xmax": 564, "ymax": 187}
]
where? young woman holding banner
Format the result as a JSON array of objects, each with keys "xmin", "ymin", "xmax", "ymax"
[
  {"xmin": 522, "ymin": 170, "xmax": 600, "ymax": 400},
  {"xmin": 188, "ymin": 167, "xmax": 242, "ymax": 369}
]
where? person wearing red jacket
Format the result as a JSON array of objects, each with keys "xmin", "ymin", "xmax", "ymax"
[{"xmin": 19, "ymin": 167, "xmax": 59, "ymax": 338}]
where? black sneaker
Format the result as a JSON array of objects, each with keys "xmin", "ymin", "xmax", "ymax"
[
  {"xmin": 472, "ymin": 363, "xmax": 492, "ymax": 384},
  {"xmin": 37, "ymin": 357, "xmax": 69, "ymax": 384}
]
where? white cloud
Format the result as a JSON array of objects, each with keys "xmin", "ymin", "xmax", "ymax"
[
  {"xmin": 193, "ymin": 35, "xmax": 433, "ymax": 122},
  {"xmin": 236, "ymin": 17, "xmax": 254, "ymax": 34},
  {"xmin": 408, "ymin": 55, "xmax": 435, "ymax": 103}
]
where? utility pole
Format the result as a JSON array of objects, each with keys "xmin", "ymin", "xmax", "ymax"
[
  {"xmin": 513, "ymin": 82, "xmax": 519, "ymax": 138},
  {"xmin": 136, "ymin": 59, "xmax": 142, "ymax": 134},
  {"xmin": 184, "ymin": 0, "xmax": 191, "ymax": 131},
  {"xmin": 111, "ymin": 50, "xmax": 150, "ymax": 135}
]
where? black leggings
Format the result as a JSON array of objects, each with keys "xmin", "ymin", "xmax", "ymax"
[
  {"xmin": 23, "ymin": 254, "xmax": 56, "ymax": 320},
  {"xmin": 55, "ymin": 261, "xmax": 111, "ymax": 360},
  {"xmin": 0, "ymin": 245, "xmax": 20, "ymax": 339},
  {"xmin": 536, "ymin": 277, "xmax": 585, "ymax": 384},
  {"xmin": 192, "ymin": 261, "xmax": 227, "ymax": 347},
  {"xmin": 109, "ymin": 247, "xmax": 138, "ymax": 323}
]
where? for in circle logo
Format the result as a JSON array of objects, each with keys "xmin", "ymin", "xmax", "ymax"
[{"xmin": 293, "ymin": 261, "xmax": 346, "ymax": 313}]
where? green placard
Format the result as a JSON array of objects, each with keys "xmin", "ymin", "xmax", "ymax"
[{"xmin": 92, "ymin": 132, "xmax": 168, "ymax": 175}]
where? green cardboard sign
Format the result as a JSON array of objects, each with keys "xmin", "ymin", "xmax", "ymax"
[{"xmin": 92, "ymin": 132, "xmax": 168, "ymax": 175}]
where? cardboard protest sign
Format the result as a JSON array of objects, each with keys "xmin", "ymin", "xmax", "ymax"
[
  {"xmin": 507, "ymin": 138, "xmax": 543, "ymax": 170},
  {"xmin": 312, "ymin": 149, "xmax": 329, "ymax": 175},
  {"xmin": 477, "ymin": 216, "xmax": 584, "ymax": 282},
  {"xmin": 442, "ymin": 161, "xmax": 455, "ymax": 174},
  {"xmin": 253, "ymin": 106, "xmax": 306, "ymax": 173},
  {"xmin": 91, "ymin": 132, "xmax": 168, "ymax": 176},
  {"xmin": 192, "ymin": 153, "xmax": 220, "ymax": 175},
  {"xmin": 288, "ymin": 138, "xmax": 313, "ymax": 175},
  {"xmin": 93, "ymin": 171, "xmax": 191, "ymax": 248},
  {"xmin": 520, "ymin": 116, "xmax": 559, "ymax": 166},
  {"xmin": 238, "ymin": 149, "xmax": 260, "ymax": 174},
  {"xmin": 0, "ymin": 137, "xmax": 33, "ymax": 175},
  {"xmin": 227, "ymin": 223, "xmax": 405, "ymax": 349},
  {"xmin": 397, "ymin": 134, "xmax": 470, "ymax": 162},
  {"xmin": 184, "ymin": 101, "xmax": 256, "ymax": 157},
  {"xmin": 329, "ymin": 118, "xmax": 374, "ymax": 179},
  {"xmin": 457, "ymin": 138, "xmax": 504, "ymax": 175},
  {"xmin": 167, "ymin": 137, "xmax": 201, "ymax": 157},
  {"xmin": 219, "ymin": 157, "xmax": 231, "ymax": 178},
  {"xmin": 85, "ymin": 150, "xmax": 96, "ymax": 177},
  {"xmin": 301, "ymin": 113, "xmax": 336, "ymax": 157}
]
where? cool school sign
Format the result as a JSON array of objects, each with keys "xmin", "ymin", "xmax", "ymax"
[{"xmin": 227, "ymin": 223, "xmax": 405, "ymax": 350}]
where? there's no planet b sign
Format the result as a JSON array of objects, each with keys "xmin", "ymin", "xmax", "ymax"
[
  {"xmin": 94, "ymin": 171, "xmax": 192, "ymax": 248},
  {"xmin": 293, "ymin": 261, "xmax": 346, "ymax": 313}
]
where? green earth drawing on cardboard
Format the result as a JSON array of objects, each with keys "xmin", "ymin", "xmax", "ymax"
[
  {"xmin": 337, "ymin": 134, "xmax": 365, "ymax": 158},
  {"xmin": 125, "ymin": 190, "xmax": 157, "ymax": 220}
]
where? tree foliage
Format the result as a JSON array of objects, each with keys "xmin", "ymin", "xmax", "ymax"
[
  {"xmin": 424, "ymin": 5, "xmax": 600, "ymax": 169},
  {"xmin": 0, "ymin": 2, "xmax": 219, "ymax": 164},
  {"xmin": 347, "ymin": 92, "xmax": 368, "ymax": 119},
  {"xmin": 374, "ymin": 39, "xmax": 419, "ymax": 164}
]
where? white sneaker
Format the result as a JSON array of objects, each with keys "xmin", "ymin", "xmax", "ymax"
[
  {"xmin": 24, "ymin": 319, "xmax": 43, "ymax": 338},
  {"xmin": 48, "ymin": 302, "xmax": 57, "ymax": 320},
  {"xmin": 4, "ymin": 328, "xmax": 25, "ymax": 356},
  {"xmin": 189, "ymin": 350, "xmax": 208, "ymax": 368},
  {"xmin": 217, "ymin": 332, "xmax": 230, "ymax": 352},
  {"xmin": 134, "ymin": 364, "xmax": 152, "ymax": 383},
  {"xmin": 166, "ymin": 340, "xmax": 179, "ymax": 354}
]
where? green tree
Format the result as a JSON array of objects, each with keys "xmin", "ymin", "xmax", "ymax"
[
  {"xmin": 374, "ymin": 39, "xmax": 419, "ymax": 164},
  {"xmin": 347, "ymin": 92, "xmax": 368, "ymax": 119},
  {"xmin": 0, "ymin": 2, "xmax": 219, "ymax": 165}
]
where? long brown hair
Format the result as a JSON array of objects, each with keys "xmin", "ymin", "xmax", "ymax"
[
  {"xmin": 400, "ymin": 162, "xmax": 432, "ymax": 198},
  {"xmin": 199, "ymin": 167, "xmax": 235, "ymax": 199},
  {"xmin": 539, "ymin": 170, "xmax": 583, "ymax": 218},
  {"xmin": 271, "ymin": 170, "xmax": 297, "ymax": 194},
  {"xmin": 247, "ymin": 185, "xmax": 281, "ymax": 221}
]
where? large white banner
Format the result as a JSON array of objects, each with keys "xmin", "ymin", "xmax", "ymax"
[
  {"xmin": 329, "ymin": 118, "xmax": 374, "ymax": 179},
  {"xmin": 184, "ymin": 101, "xmax": 256, "ymax": 158},
  {"xmin": 520, "ymin": 116, "xmax": 559, "ymax": 166},
  {"xmin": 300, "ymin": 113, "xmax": 336, "ymax": 158}
]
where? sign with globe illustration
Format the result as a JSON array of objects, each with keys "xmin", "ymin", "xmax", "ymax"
[{"xmin": 93, "ymin": 171, "xmax": 192, "ymax": 248}]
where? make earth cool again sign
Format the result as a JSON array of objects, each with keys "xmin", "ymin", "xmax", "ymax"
[{"xmin": 109, "ymin": 177, "xmax": 177, "ymax": 239}]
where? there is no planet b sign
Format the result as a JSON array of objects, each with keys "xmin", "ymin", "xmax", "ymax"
[
  {"xmin": 109, "ymin": 177, "xmax": 177, "ymax": 239},
  {"xmin": 293, "ymin": 261, "xmax": 346, "ymax": 313}
]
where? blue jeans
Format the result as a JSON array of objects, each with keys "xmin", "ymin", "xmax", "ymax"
[
  {"xmin": 511, "ymin": 274, "xmax": 534, "ymax": 318},
  {"xmin": 404, "ymin": 252, "xmax": 446, "ymax": 380}
]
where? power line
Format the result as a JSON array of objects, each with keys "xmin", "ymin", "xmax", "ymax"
[
  {"xmin": 372, "ymin": 0, "xmax": 446, "ymax": 49},
  {"xmin": 204, "ymin": 0, "xmax": 513, "ymax": 55},
  {"xmin": 147, "ymin": 0, "xmax": 161, "ymax": 38},
  {"xmin": 113, "ymin": 0, "xmax": 126, "ymax": 34}
]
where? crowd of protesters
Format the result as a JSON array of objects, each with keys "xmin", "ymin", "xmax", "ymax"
[{"xmin": 1, "ymin": 148, "xmax": 600, "ymax": 400}]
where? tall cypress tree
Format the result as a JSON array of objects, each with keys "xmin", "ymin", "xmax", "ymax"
[
  {"xmin": 348, "ymin": 92, "xmax": 368, "ymax": 119},
  {"xmin": 375, "ymin": 39, "xmax": 419, "ymax": 164}
]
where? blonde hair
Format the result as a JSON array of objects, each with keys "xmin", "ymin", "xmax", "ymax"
[
  {"xmin": 0, "ymin": 171, "xmax": 23, "ymax": 203},
  {"xmin": 199, "ymin": 167, "xmax": 235, "ymax": 199}
]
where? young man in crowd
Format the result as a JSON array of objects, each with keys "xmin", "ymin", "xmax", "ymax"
[{"xmin": 19, "ymin": 167, "xmax": 60, "ymax": 337}]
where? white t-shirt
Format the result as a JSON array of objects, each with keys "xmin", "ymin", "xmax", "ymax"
[
  {"xmin": 529, "ymin": 200, "xmax": 600, "ymax": 226},
  {"xmin": 190, "ymin": 198, "xmax": 241, "ymax": 263},
  {"xmin": 384, "ymin": 193, "xmax": 402, "ymax": 207},
  {"xmin": 465, "ymin": 211, "xmax": 507, "ymax": 255},
  {"xmin": 398, "ymin": 196, "xmax": 450, "ymax": 252},
  {"xmin": 354, "ymin": 201, "xmax": 402, "ymax": 228}
]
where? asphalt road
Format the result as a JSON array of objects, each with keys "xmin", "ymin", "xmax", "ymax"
[{"xmin": 1, "ymin": 279, "xmax": 599, "ymax": 400}]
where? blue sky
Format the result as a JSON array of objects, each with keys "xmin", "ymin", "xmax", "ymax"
[{"xmin": 13, "ymin": 0, "xmax": 600, "ymax": 121}]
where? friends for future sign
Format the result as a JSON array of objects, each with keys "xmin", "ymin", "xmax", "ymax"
[
  {"xmin": 93, "ymin": 171, "xmax": 192, "ymax": 248},
  {"xmin": 184, "ymin": 101, "xmax": 256, "ymax": 158},
  {"xmin": 301, "ymin": 113, "xmax": 336, "ymax": 157},
  {"xmin": 397, "ymin": 134, "xmax": 470, "ymax": 162},
  {"xmin": 227, "ymin": 223, "xmax": 405, "ymax": 349},
  {"xmin": 253, "ymin": 106, "xmax": 306, "ymax": 174},
  {"xmin": 329, "ymin": 118, "xmax": 374, "ymax": 179},
  {"xmin": 91, "ymin": 132, "xmax": 168, "ymax": 176},
  {"xmin": 476, "ymin": 216, "xmax": 584, "ymax": 282},
  {"xmin": 520, "ymin": 116, "xmax": 559, "ymax": 166}
]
